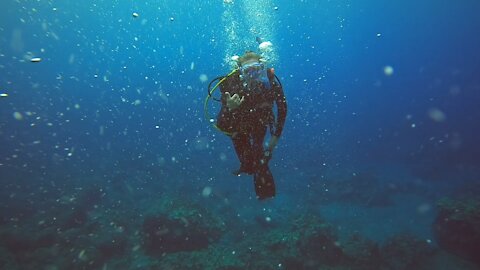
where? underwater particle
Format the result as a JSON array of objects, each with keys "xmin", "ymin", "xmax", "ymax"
[
  {"xmin": 265, "ymin": 216, "xmax": 271, "ymax": 222},
  {"xmin": 259, "ymin": 41, "xmax": 273, "ymax": 52},
  {"xmin": 202, "ymin": 186, "xmax": 212, "ymax": 197},
  {"xmin": 115, "ymin": 225, "xmax": 125, "ymax": 233},
  {"xmin": 427, "ymin": 108, "xmax": 446, "ymax": 122},
  {"xmin": 449, "ymin": 85, "xmax": 461, "ymax": 96},
  {"xmin": 383, "ymin": 65, "xmax": 394, "ymax": 76},
  {"xmin": 0, "ymin": 93, "xmax": 8, "ymax": 98},
  {"xmin": 169, "ymin": 17, "xmax": 174, "ymax": 22},
  {"xmin": 199, "ymin": 74, "xmax": 208, "ymax": 83},
  {"xmin": 13, "ymin": 112, "xmax": 23, "ymax": 120},
  {"xmin": 190, "ymin": 61, "xmax": 195, "ymax": 70},
  {"xmin": 132, "ymin": 244, "xmax": 141, "ymax": 252},
  {"xmin": 133, "ymin": 99, "xmax": 141, "ymax": 106},
  {"xmin": 30, "ymin": 57, "xmax": 42, "ymax": 63},
  {"xmin": 417, "ymin": 203, "xmax": 431, "ymax": 214},
  {"xmin": 274, "ymin": 6, "xmax": 279, "ymax": 11},
  {"xmin": 376, "ymin": 33, "xmax": 382, "ymax": 37},
  {"xmin": 74, "ymin": 103, "xmax": 80, "ymax": 109},
  {"xmin": 78, "ymin": 249, "xmax": 87, "ymax": 260},
  {"xmin": 193, "ymin": 136, "xmax": 209, "ymax": 150},
  {"xmin": 132, "ymin": 12, "xmax": 139, "ymax": 18},
  {"xmin": 157, "ymin": 156, "xmax": 165, "ymax": 166},
  {"xmin": 68, "ymin": 53, "xmax": 75, "ymax": 64},
  {"xmin": 224, "ymin": 0, "xmax": 234, "ymax": 4}
]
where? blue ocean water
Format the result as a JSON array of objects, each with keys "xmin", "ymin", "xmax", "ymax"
[{"xmin": 1, "ymin": 0, "xmax": 480, "ymax": 269}]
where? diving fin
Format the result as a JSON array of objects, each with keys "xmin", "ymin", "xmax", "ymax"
[{"xmin": 253, "ymin": 165, "xmax": 276, "ymax": 200}]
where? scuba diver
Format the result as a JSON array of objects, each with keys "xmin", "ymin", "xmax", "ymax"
[{"xmin": 205, "ymin": 50, "xmax": 287, "ymax": 200}]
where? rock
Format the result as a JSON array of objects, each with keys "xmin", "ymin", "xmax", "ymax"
[
  {"xmin": 342, "ymin": 234, "xmax": 382, "ymax": 270},
  {"xmin": 381, "ymin": 233, "xmax": 436, "ymax": 270},
  {"xmin": 142, "ymin": 198, "xmax": 225, "ymax": 255},
  {"xmin": 143, "ymin": 215, "xmax": 211, "ymax": 254},
  {"xmin": 433, "ymin": 198, "xmax": 480, "ymax": 265}
]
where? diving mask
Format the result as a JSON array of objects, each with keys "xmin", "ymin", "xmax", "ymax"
[
  {"xmin": 240, "ymin": 61, "xmax": 270, "ymax": 89},
  {"xmin": 241, "ymin": 61, "xmax": 264, "ymax": 78}
]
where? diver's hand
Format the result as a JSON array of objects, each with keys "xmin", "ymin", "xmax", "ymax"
[{"xmin": 224, "ymin": 92, "xmax": 244, "ymax": 111}]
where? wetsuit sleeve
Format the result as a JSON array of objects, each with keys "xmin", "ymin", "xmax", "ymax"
[
  {"xmin": 273, "ymin": 82, "xmax": 287, "ymax": 137},
  {"xmin": 216, "ymin": 81, "xmax": 236, "ymax": 134}
]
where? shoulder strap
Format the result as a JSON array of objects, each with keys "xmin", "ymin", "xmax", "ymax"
[
  {"xmin": 267, "ymin": 68, "xmax": 275, "ymax": 85},
  {"xmin": 267, "ymin": 68, "xmax": 282, "ymax": 88}
]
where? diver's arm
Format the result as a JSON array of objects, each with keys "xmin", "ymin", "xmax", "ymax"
[
  {"xmin": 217, "ymin": 86, "xmax": 237, "ymax": 134},
  {"xmin": 216, "ymin": 78, "xmax": 245, "ymax": 134},
  {"xmin": 273, "ymin": 83, "xmax": 287, "ymax": 138},
  {"xmin": 265, "ymin": 83, "xmax": 287, "ymax": 155}
]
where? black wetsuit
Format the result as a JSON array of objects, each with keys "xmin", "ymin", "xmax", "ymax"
[{"xmin": 216, "ymin": 69, "xmax": 287, "ymax": 177}]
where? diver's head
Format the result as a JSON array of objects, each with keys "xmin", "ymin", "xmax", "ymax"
[
  {"xmin": 238, "ymin": 51, "xmax": 263, "ymax": 66},
  {"xmin": 237, "ymin": 51, "xmax": 270, "ymax": 89}
]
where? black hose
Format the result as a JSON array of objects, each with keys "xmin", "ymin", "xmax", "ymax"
[
  {"xmin": 207, "ymin": 76, "xmax": 224, "ymax": 102},
  {"xmin": 274, "ymin": 74, "xmax": 283, "ymax": 88}
]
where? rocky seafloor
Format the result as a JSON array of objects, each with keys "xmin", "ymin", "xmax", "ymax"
[{"xmin": 1, "ymin": 171, "xmax": 479, "ymax": 270}]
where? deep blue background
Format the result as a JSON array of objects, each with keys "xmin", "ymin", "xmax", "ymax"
[{"xmin": 1, "ymin": 0, "xmax": 480, "ymax": 202}]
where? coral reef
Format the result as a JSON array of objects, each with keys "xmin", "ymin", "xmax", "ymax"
[
  {"xmin": 309, "ymin": 171, "xmax": 401, "ymax": 207},
  {"xmin": 342, "ymin": 234, "xmax": 382, "ymax": 270},
  {"xmin": 381, "ymin": 233, "xmax": 436, "ymax": 270},
  {"xmin": 142, "ymin": 198, "xmax": 225, "ymax": 255},
  {"xmin": 1, "ymin": 185, "xmax": 477, "ymax": 270},
  {"xmin": 434, "ymin": 197, "xmax": 480, "ymax": 265}
]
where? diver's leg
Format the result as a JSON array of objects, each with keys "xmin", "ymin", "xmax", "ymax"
[
  {"xmin": 231, "ymin": 132, "xmax": 255, "ymax": 174},
  {"xmin": 251, "ymin": 125, "xmax": 268, "ymax": 171},
  {"xmin": 251, "ymin": 125, "xmax": 275, "ymax": 199}
]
